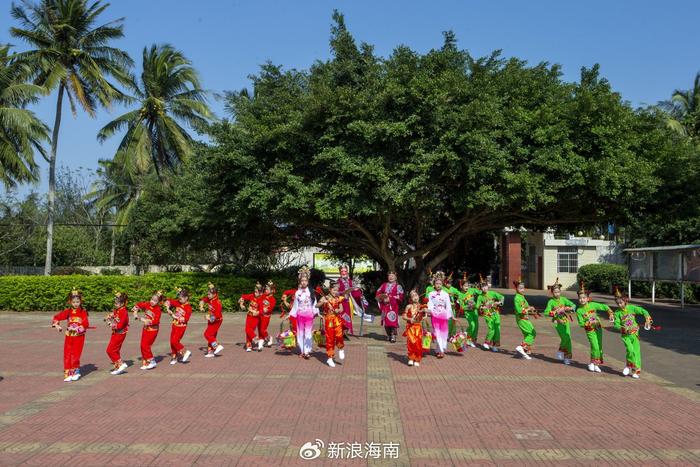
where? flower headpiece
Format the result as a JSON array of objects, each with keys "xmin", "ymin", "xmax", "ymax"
[
  {"xmin": 297, "ymin": 265, "xmax": 311, "ymax": 281},
  {"xmin": 547, "ymin": 277, "xmax": 562, "ymax": 295},
  {"xmin": 431, "ymin": 270, "xmax": 446, "ymax": 285},
  {"xmin": 207, "ymin": 282, "xmax": 217, "ymax": 294},
  {"xmin": 67, "ymin": 288, "xmax": 82, "ymax": 303},
  {"xmin": 613, "ymin": 285, "xmax": 628, "ymax": 302}
]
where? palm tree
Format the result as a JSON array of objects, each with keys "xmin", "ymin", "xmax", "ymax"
[
  {"xmin": 659, "ymin": 72, "xmax": 700, "ymax": 142},
  {"xmin": 0, "ymin": 45, "xmax": 49, "ymax": 188},
  {"xmin": 85, "ymin": 155, "xmax": 142, "ymax": 266},
  {"xmin": 10, "ymin": 0, "xmax": 133, "ymax": 274},
  {"xmin": 97, "ymin": 44, "xmax": 212, "ymax": 176}
]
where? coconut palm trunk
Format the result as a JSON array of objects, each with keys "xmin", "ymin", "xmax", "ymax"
[{"xmin": 44, "ymin": 83, "xmax": 65, "ymax": 275}]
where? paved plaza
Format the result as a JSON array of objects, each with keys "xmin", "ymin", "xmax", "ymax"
[{"xmin": 1, "ymin": 289, "xmax": 699, "ymax": 466}]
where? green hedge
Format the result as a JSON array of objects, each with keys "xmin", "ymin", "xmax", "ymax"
[
  {"xmin": 0, "ymin": 273, "xmax": 297, "ymax": 312},
  {"xmin": 577, "ymin": 264, "xmax": 629, "ymax": 293}
]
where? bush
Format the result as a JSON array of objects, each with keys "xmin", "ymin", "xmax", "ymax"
[
  {"xmin": 0, "ymin": 272, "xmax": 297, "ymax": 312},
  {"xmin": 50, "ymin": 266, "xmax": 92, "ymax": 276},
  {"xmin": 577, "ymin": 264, "xmax": 628, "ymax": 293},
  {"xmin": 631, "ymin": 281, "xmax": 699, "ymax": 304},
  {"xmin": 99, "ymin": 268, "xmax": 123, "ymax": 276}
]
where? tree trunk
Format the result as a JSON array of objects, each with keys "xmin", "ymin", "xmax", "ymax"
[
  {"xmin": 44, "ymin": 83, "xmax": 65, "ymax": 275},
  {"xmin": 110, "ymin": 226, "xmax": 116, "ymax": 266}
]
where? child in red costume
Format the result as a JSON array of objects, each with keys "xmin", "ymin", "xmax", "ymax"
[
  {"xmin": 316, "ymin": 281, "xmax": 346, "ymax": 368},
  {"xmin": 240, "ymin": 282, "xmax": 263, "ymax": 352},
  {"xmin": 258, "ymin": 281, "xmax": 277, "ymax": 349},
  {"xmin": 166, "ymin": 288, "xmax": 193, "ymax": 364},
  {"xmin": 132, "ymin": 290, "xmax": 164, "ymax": 370},
  {"xmin": 52, "ymin": 289, "xmax": 90, "ymax": 382},
  {"xmin": 201, "ymin": 282, "xmax": 224, "ymax": 357},
  {"xmin": 105, "ymin": 291, "xmax": 129, "ymax": 375}
]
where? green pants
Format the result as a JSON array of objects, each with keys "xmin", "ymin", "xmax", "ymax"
[
  {"xmin": 448, "ymin": 318, "xmax": 456, "ymax": 337},
  {"xmin": 484, "ymin": 312, "xmax": 501, "ymax": 347},
  {"xmin": 466, "ymin": 310, "xmax": 479, "ymax": 343},
  {"xmin": 517, "ymin": 319, "xmax": 536, "ymax": 353},
  {"xmin": 585, "ymin": 327, "xmax": 604, "ymax": 364},
  {"xmin": 621, "ymin": 333, "xmax": 642, "ymax": 373},
  {"xmin": 554, "ymin": 322, "xmax": 572, "ymax": 359}
]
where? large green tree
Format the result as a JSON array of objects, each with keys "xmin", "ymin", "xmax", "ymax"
[
  {"xmin": 0, "ymin": 45, "xmax": 48, "ymax": 187},
  {"xmin": 659, "ymin": 72, "xmax": 700, "ymax": 143},
  {"xmin": 201, "ymin": 13, "xmax": 667, "ymax": 287},
  {"xmin": 10, "ymin": 0, "xmax": 133, "ymax": 274}
]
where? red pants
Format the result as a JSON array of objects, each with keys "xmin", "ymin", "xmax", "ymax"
[
  {"xmin": 170, "ymin": 325, "xmax": 187, "ymax": 355},
  {"xmin": 245, "ymin": 315, "xmax": 259, "ymax": 347},
  {"xmin": 140, "ymin": 329, "xmax": 158, "ymax": 361},
  {"xmin": 204, "ymin": 320, "xmax": 222, "ymax": 349},
  {"xmin": 289, "ymin": 316, "xmax": 297, "ymax": 333},
  {"xmin": 63, "ymin": 335, "xmax": 85, "ymax": 370},
  {"xmin": 258, "ymin": 314, "xmax": 271, "ymax": 340},
  {"xmin": 325, "ymin": 319, "xmax": 344, "ymax": 358},
  {"xmin": 106, "ymin": 332, "xmax": 127, "ymax": 363}
]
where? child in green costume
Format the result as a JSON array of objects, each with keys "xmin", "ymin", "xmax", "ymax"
[
  {"xmin": 576, "ymin": 282, "xmax": 612, "ymax": 373},
  {"xmin": 513, "ymin": 278, "xmax": 536, "ymax": 360},
  {"xmin": 543, "ymin": 278, "xmax": 576, "ymax": 365},
  {"xmin": 474, "ymin": 275, "xmax": 504, "ymax": 352},
  {"xmin": 456, "ymin": 272, "xmax": 480, "ymax": 348},
  {"xmin": 612, "ymin": 287, "xmax": 652, "ymax": 379}
]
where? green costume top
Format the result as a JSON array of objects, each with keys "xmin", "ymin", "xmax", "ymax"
[
  {"xmin": 475, "ymin": 290, "xmax": 504, "ymax": 317},
  {"xmin": 513, "ymin": 293, "xmax": 532, "ymax": 321},
  {"xmin": 456, "ymin": 288, "xmax": 480, "ymax": 312},
  {"xmin": 612, "ymin": 304, "xmax": 650, "ymax": 336},
  {"xmin": 575, "ymin": 301, "xmax": 612, "ymax": 332},
  {"xmin": 544, "ymin": 297, "xmax": 576, "ymax": 324}
]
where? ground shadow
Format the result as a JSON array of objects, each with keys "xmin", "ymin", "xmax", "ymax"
[{"xmin": 79, "ymin": 363, "xmax": 98, "ymax": 377}]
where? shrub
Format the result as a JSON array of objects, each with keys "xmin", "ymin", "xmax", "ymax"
[
  {"xmin": 577, "ymin": 264, "xmax": 628, "ymax": 293},
  {"xmin": 0, "ymin": 273, "xmax": 296, "ymax": 312},
  {"xmin": 99, "ymin": 268, "xmax": 123, "ymax": 276}
]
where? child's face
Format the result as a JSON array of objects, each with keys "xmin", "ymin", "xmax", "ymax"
[
  {"xmin": 553, "ymin": 289, "xmax": 561, "ymax": 299},
  {"xmin": 150, "ymin": 295, "xmax": 160, "ymax": 306},
  {"xmin": 461, "ymin": 282, "xmax": 469, "ymax": 292},
  {"xmin": 330, "ymin": 286, "xmax": 339, "ymax": 297},
  {"xmin": 481, "ymin": 284, "xmax": 489, "ymax": 293},
  {"xmin": 615, "ymin": 298, "xmax": 625, "ymax": 308},
  {"xmin": 517, "ymin": 284, "xmax": 525, "ymax": 294},
  {"xmin": 208, "ymin": 291, "xmax": 216, "ymax": 300},
  {"xmin": 70, "ymin": 297, "xmax": 81, "ymax": 309},
  {"xmin": 388, "ymin": 272, "xmax": 397, "ymax": 282},
  {"xmin": 264, "ymin": 286, "xmax": 272, "ymax": 295},
  {"xmin": 300, "ymin": 278, "xmax": 308, "ymax": 289},
  {"xmin": 578, "ymin": 294, "xmax": 589, "ymax": 305},
  {"xmin": 410, "ymin": 291, "xmax": 419, "ymax": 303},
  {"xmin": 114, "ymin": 297, "xmax": 122, "ymax": 307},
  {"xmin": 179, "ymin": 294, "xmax": 189, "ymax": 303}
]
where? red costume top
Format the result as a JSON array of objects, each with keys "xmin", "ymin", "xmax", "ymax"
[
  {"xmin": 281, "ymin": 289, "xmax": 296, "ymax": 316},
  {"xmin": 108, "ymin": 306, "xmax": 129, "ymax": 334},
  {"xmin": 167, "ymin": 298, "xmax": 192, "ymax": 327},
  {"xmin": 376, "ymin": 281, "xmax": 405, "ymax": 327},
  {"xmin": 53, "ymin": 307, "xmax": 89, "ymax": 337},
  {"xmin": 241, "ymin": 294, "xmax": 261, "ymax": 316},
  {"xmin": 260, "ymin": 293, "xmax": 277, "ymax": 316},
  {"xmin": 201, "ymin": 296, "xmax": 223, "ymax": 322},
  {"xmin": 135, "ymin": 302, "xmax": 162, "ymax": 331}
]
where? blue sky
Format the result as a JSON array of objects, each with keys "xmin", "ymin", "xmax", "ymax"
[{"xmin": 1, "ymin": 0, "xmax": 699, "ymax": 195}]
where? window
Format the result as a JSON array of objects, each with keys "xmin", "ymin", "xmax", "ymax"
[{"xmin": 557, "ymin": 247, "xmax": 578, "ymax": 273}]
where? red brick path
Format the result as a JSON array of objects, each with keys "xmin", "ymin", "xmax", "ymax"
[{"xmin": 0, "ymin": 311, "xmax": 699, "ymax": 466}]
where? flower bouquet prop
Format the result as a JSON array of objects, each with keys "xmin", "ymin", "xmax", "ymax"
[
  {"xmin": 421, "ymin": 331, "xmax": 433, "ymax": 351},
  {"xmin": 449, "ymin": 331, "xmax": 469, "ymax": 352},
  {"xmin": 277, "ymin": 329, "xmax": 296, "ymax": 350},
  {"xmin": 313, "ymin": 329, "xmax": 326, "ymax": 348}
]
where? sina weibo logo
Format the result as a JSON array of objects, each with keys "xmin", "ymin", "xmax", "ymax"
[{"xmin": 299, "ymin": 439, "xmax": 324, "ymax": 460}]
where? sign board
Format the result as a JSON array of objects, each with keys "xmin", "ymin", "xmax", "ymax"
[
  {"xmin": 629, "ymin": 251, "xmax": 652, "ymax": 280},
  {"xmin": 312, "ymin": 253, "xmax": 377, "ymax": 275}
]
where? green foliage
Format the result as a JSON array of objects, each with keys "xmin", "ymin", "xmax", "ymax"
[
  {"xmin": 50, "ymin": 266, "xmax": 92, "ymax": 276},
  {"xmin": 631, "ymin": 281, "xmax": 699, "ymax": 304},
  {"xmin": 99, "ymin": 268, "xmax": 123, "ymax": 276},
  {"xmin": 577, "ymin": 263, "xmax": 628, "ymax": 293},
  {"xmin": 0, "ymin": 273, "xmax": 297, "ymax": 312}
]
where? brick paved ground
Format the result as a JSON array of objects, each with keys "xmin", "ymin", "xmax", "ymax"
[{"xmin": 0, "ymin": 291, "xmax": 699, "ymax": 466}]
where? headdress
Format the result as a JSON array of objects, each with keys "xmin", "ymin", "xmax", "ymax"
[
  {"xmin": 297, "ymin": 265, "xmax": 311, "ymax": 281},
  {"xmin": 577, "ymin": 281, "xmax": 589, "ymax": 296},
  {"xmin": 176, "ymin": 287, "xmax": 190, "ymax": 298},
  {"xmin": 478, "ymin": 273, "xmax": 488, "ymax": 287},
  {"xmin": 431, "ymin": 270, "xmax": 446, "ymax": 285},
  {"xmin": 613, "ymin": 285, "xmax": 627, "ymax": 302},
  {"xmin": 254, "ymin": 281, "xmax": 263, "ymax": 293},
  {"xmin": 114, "ymin": 290, "xmax": 128, "ymax": 304},
  {"xmin": 547, "ymin": 277, "xmax": 562, "ymax": 295},
  {"xmin": 67, "ymin": 288, "xmax": 82, "ymax": 303},
  {"xmin": 513, "ymin": 276, "xmax": 525, "ymax": 289},
  {"xmin": 207, "ymin": 282, "xmax": 217, "ymax": 294},
  {"xmin": 459, "ymin": 272, "xmax": 469, "ymax": 289},
  {"xmin": 266, "ymin": 280, "xmax": 276, "ymax": 292}
]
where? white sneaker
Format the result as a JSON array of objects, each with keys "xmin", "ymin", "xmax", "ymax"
[
  {"xmin": 257, "ymin": 340, "xmax": 264, "ymax": 351},
  {"xmin": 622, "ymin": 367, "xmax": 630, "ymax": 376},
  {"xmin": 182, "ymin": 350, "xmax": 191, "ymax": 362},
  {"xmin": 204, "ymin": 352, "xmax": 215, "ymax": 358},
  {"xmin": 482, "ymin": 343, "xmax": 490, "ymax": 350},
  {"xmin": 408, "ymin": 360, "xmax": 414, "ymax": 366},
  {"xmin": 246, "ymin": 347, "xmax": 252, "ymax": 352},
  {"xmin": 414, "ymin": 362, "xmax": 420, "ymax": 367},
  {"xmin": 265, "ymin": 337, "xmax": 274, "ymax": 347},
  {"xmin": 594, "ymin": 365, "xmax": 601, "ymax": 373},
  {"xmin": 563, "ymin": 359, "xmax": 571, "ymax": 366},
  {"xmin": 338, "ymin": 349, "xmax": 345, "ymax": 360},
  {"xmin": 632, "ymin": 373, "xmax": 640, "ymax": 379},
  {"xmin": 71, "ymin": 372, "xmax": 81, "ymax": 381},
  {"xmin": 491, "ymin": 347, "xmax": 499, "ymax": 352},
  {"xmin": 556, "ymin": 351, "xmax": 564, "ymax": 361},
  {"xmin": 64, "ymin": 375, "xmax": 73, "ymax": 382},
  {"xmin": 469, "ymin": 342, "xmax": 476, "ymax": 348},
  {"xmin": 146, "ymin": 361, "xmax": 157, "ymax": 370},
  {"xmin": 515, "ymin": 345, "xmax": 527, "ymax": 357},
  {"xmin": 141, "ymin": 364, "xmax": 149, "ymax": 370},
  {"xmin": 170, "ymin": 358, "xmax": 178, "ymax": 365},
  {"xmin": 523, "ymin": 353, "xmax": 532, "ymax": 360},
  {"xmin": 214, "ymin": 344, "xmax": 224, "ymax": 355},
  {"xmin": 111, "ymin": 362, "xmax": 128, "ymax": 375},
  {"xmin": 327, "ymin": 358, "xmax": 336, "ymax": 368},
  {"xmin": 588, "ymin": 363, "xmax": 595, "ymax": 372}
]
